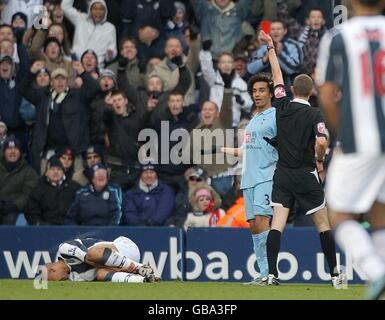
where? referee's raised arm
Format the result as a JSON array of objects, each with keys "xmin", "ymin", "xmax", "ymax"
[{"xmin": 258, "ymin": 31, "xmax": 284, "ymax": 87}]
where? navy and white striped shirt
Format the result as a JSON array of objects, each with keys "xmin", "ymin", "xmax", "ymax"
[
  {"xmin": 58, "ymin": 238, "xmax": 104, "ymax": 281},
  {"xmin": 316, "ymin": 15, "xmax": 385, "ymax": 155}
]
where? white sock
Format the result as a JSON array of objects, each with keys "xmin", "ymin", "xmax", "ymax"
[
  {"xmin": 111, "ymin": 272, "xmax": 145, "ymax": 283},
  {"xmin": 58, "ymin": 243, "xmax": 87, "ymax": 261},
  {"xmin": 335, "ymin": 220, "xmax": 385, "ymax": 282},
  {"xmin": 104, "ymin": 250, "xmax": 142, "ymax": 270},
  {"xmin": 372, "ymin": 229, "xmax": 385, "ymax": 262}
]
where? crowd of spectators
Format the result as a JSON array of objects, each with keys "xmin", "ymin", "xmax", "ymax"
[{"xmin": 0, "ymin": 0, "xmax": 346, "ymax": 227}]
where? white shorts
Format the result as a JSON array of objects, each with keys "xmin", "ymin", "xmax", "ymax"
[
  {"xmin": 326, "ymin": 153, "xmax": 385, "ymax": 213},
  {"xmin": 112, "ymin": 236, "xmax": 141, "ymax": 263},
  {"xmin": 90, "ymin": 236, "xmax": 140, "ymax": 263}
]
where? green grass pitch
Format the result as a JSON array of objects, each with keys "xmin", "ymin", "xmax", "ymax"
[{"xmin": 0, "ymin": 280, "xmax": 365, "ymax": 300}]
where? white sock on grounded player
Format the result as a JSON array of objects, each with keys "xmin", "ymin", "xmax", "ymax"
[
  {"xmin": 372, "ymin": 228, "xmax": 385, "ymax": 262},
  {"xmin": 58, "ymin": 243, "xmax": 87, "ymax": 261},
  {"xmin": 335, "ymin": 220, "xmax": 385, "ymax": 282},
  {"xmin": 109, "ymin": 272, "xmax": 145, "ymax": 283},
  {"xmin": 101, "ymin": 248, "xmax": 142, "ymax": 270}
]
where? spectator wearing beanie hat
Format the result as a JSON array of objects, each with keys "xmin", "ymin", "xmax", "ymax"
[
  {"xmin": 66, "ymin": 163, "xmax": 123, "ymax": 225},
  {"xmin": 72, "ymin": 145, "xmax": 104, "ymax": 186},
  {"xmin": 25, "ymin": 155, "xmax": 80, "ymax": 225},
  {"xmin": 11, "ymin": 12, "xmax": 28, "ymax": 44},
  {"xmin": 35, "ymin": 67, "xmax": 50, "ymax": 87},
  {"xmin": 30, "ymin": 37, "xmax": 76, "ymax": 87},
  {"xmin": 55, "ymin": 146, "xmax": 75, "ymax": 179},
  {"xmin": 165, "ymin": 2, "xmax": 189, "ymax": 55},
  {"xmin": 28, "ymin": 22, "xmax": 72, "ymax": 62},
  {"xmin": 73, "ymin": 49, "xmax": 100, "ymax": 88},
  {"xmin": 123, "ymin": 163, "xmax": 175, "ymax": 226},
  {"xmin": 11, "ymin": 12, "xmax": 28, "ymax": 28},
  {"xmin": 183, "ymin": 184, "xmax": 225, "ymax": 230},
  {"xmin": 87, "ymin": 70, "xmax": 115, "ymax": 146},
  {"xmin": 0, "ymin": 0, "xmax": 42, "ymax": 29},
  {"xmin": 0, "ymin": 136, "xmax": 38, "ymax": 225},
  {"xmin": 165, "ymin": 166, "xmax": 213, "ymax": 228},
  {"xmin": 99, "ymin": 69, "xmax": 116, "ymax": 87}
]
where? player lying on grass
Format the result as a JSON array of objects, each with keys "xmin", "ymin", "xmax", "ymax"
[{"xmin": 43, "ymin": 236, "xmax": 160, "ymax": 283}]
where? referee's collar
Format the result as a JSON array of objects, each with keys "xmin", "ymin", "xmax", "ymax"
[{"xmin": 292, "ymin": 98, "xmax": 311, "ymax": 107}]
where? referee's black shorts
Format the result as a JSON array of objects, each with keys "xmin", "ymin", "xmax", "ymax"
[{"xmin": 271, "ymin": 165, "xmax": 325, "ymax": 215}]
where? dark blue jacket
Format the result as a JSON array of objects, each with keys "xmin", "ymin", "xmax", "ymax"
[
  {"xmin": 121, "ymin": 0, "xmax": 174, "ymax": 35},
  {"xmin": 152, "ymin": 107, "xmax": 197, "ymax": 175},
  {"xmin": 66, "ymin": 183, "xmax": 122, "ymax": 225},
  {"xmin": 20, "ymin": 70, "xmax": 99, "ymax": 173},
  {"xmin": 123, "ymin": 181, "xmax": 175, "ymax": 226},
  {"xmin": 0, "ymin": 44, "xmax": 29, "ymax": 130}
]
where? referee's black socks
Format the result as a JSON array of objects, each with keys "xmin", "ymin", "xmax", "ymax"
[
  {"xmin": 320, "ymin": 230, "xmax": 338, "ymax": 277},
  {"xmin": 267, "ymin": 229, "xmax": 281, "ymax": 278}
]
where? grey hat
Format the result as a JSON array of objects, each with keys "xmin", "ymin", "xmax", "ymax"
[
  {"xmin": 99, "ymin": 68, "xmax": 117, "ymax": 83},
  {"xmin": 174, "ymin": 1, "xmax": 186, "ymax": 13}
]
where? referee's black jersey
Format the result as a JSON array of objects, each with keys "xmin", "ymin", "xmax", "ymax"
[{"xmin": 274, "ymin": 85, "xmax": 328, "ymax": 169}]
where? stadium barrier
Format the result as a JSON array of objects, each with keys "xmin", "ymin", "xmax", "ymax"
[{"xmin": 0, "ymin": 226, "xmax": 365, "ymax": 283}]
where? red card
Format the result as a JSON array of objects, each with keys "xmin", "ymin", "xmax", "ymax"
[{"xmin": 261, "ymin": 21, "xmax": 271, "ymax": 34}]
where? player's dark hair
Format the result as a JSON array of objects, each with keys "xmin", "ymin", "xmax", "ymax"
[
  {"xmin": 293, "ymin": 74, "xmax": 313, "ymax": 97},
  {"xmin": 247, "ymin": 73, "xmax": 274, "ymax": 97}
]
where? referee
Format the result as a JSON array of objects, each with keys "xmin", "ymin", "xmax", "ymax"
[{"xmin": 257, "ymin": 30, "xmax": 342, "ymax": 287}]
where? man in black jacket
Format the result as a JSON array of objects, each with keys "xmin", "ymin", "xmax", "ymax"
[
  {"xmin": 19, "ymin": 60, "xmax": 100, "ymax": 174},
  {"xmin": 25, "ymin": 155, "xmax": 80, "ymax": 225},
  {"xmin": 0, "ymin": 53, "xmax": 28, "ymax": 151},
  {"xmin": 0, "ymin": 136, "xmax": 38, "ymax": 224},
  {"xmin": 104, "ymin": 89, "xmax": 150, "ymax": 190}
]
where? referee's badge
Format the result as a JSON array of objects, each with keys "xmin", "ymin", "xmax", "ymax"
[
  {"xmin": 274, "ymin": 86, "xmax": 286, "ymax": 98},
  {"xmin": 103, "ymin": 191, "xmax": 110, "ymax": 200},
  {"xmin": 317, "ymin": 122, "xmax": 326, "ymax": 134}
]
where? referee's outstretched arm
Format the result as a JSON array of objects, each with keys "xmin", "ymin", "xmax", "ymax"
[{"xmin": 258, "ymin": 30, "xmax": 284, "ymax": 87}]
